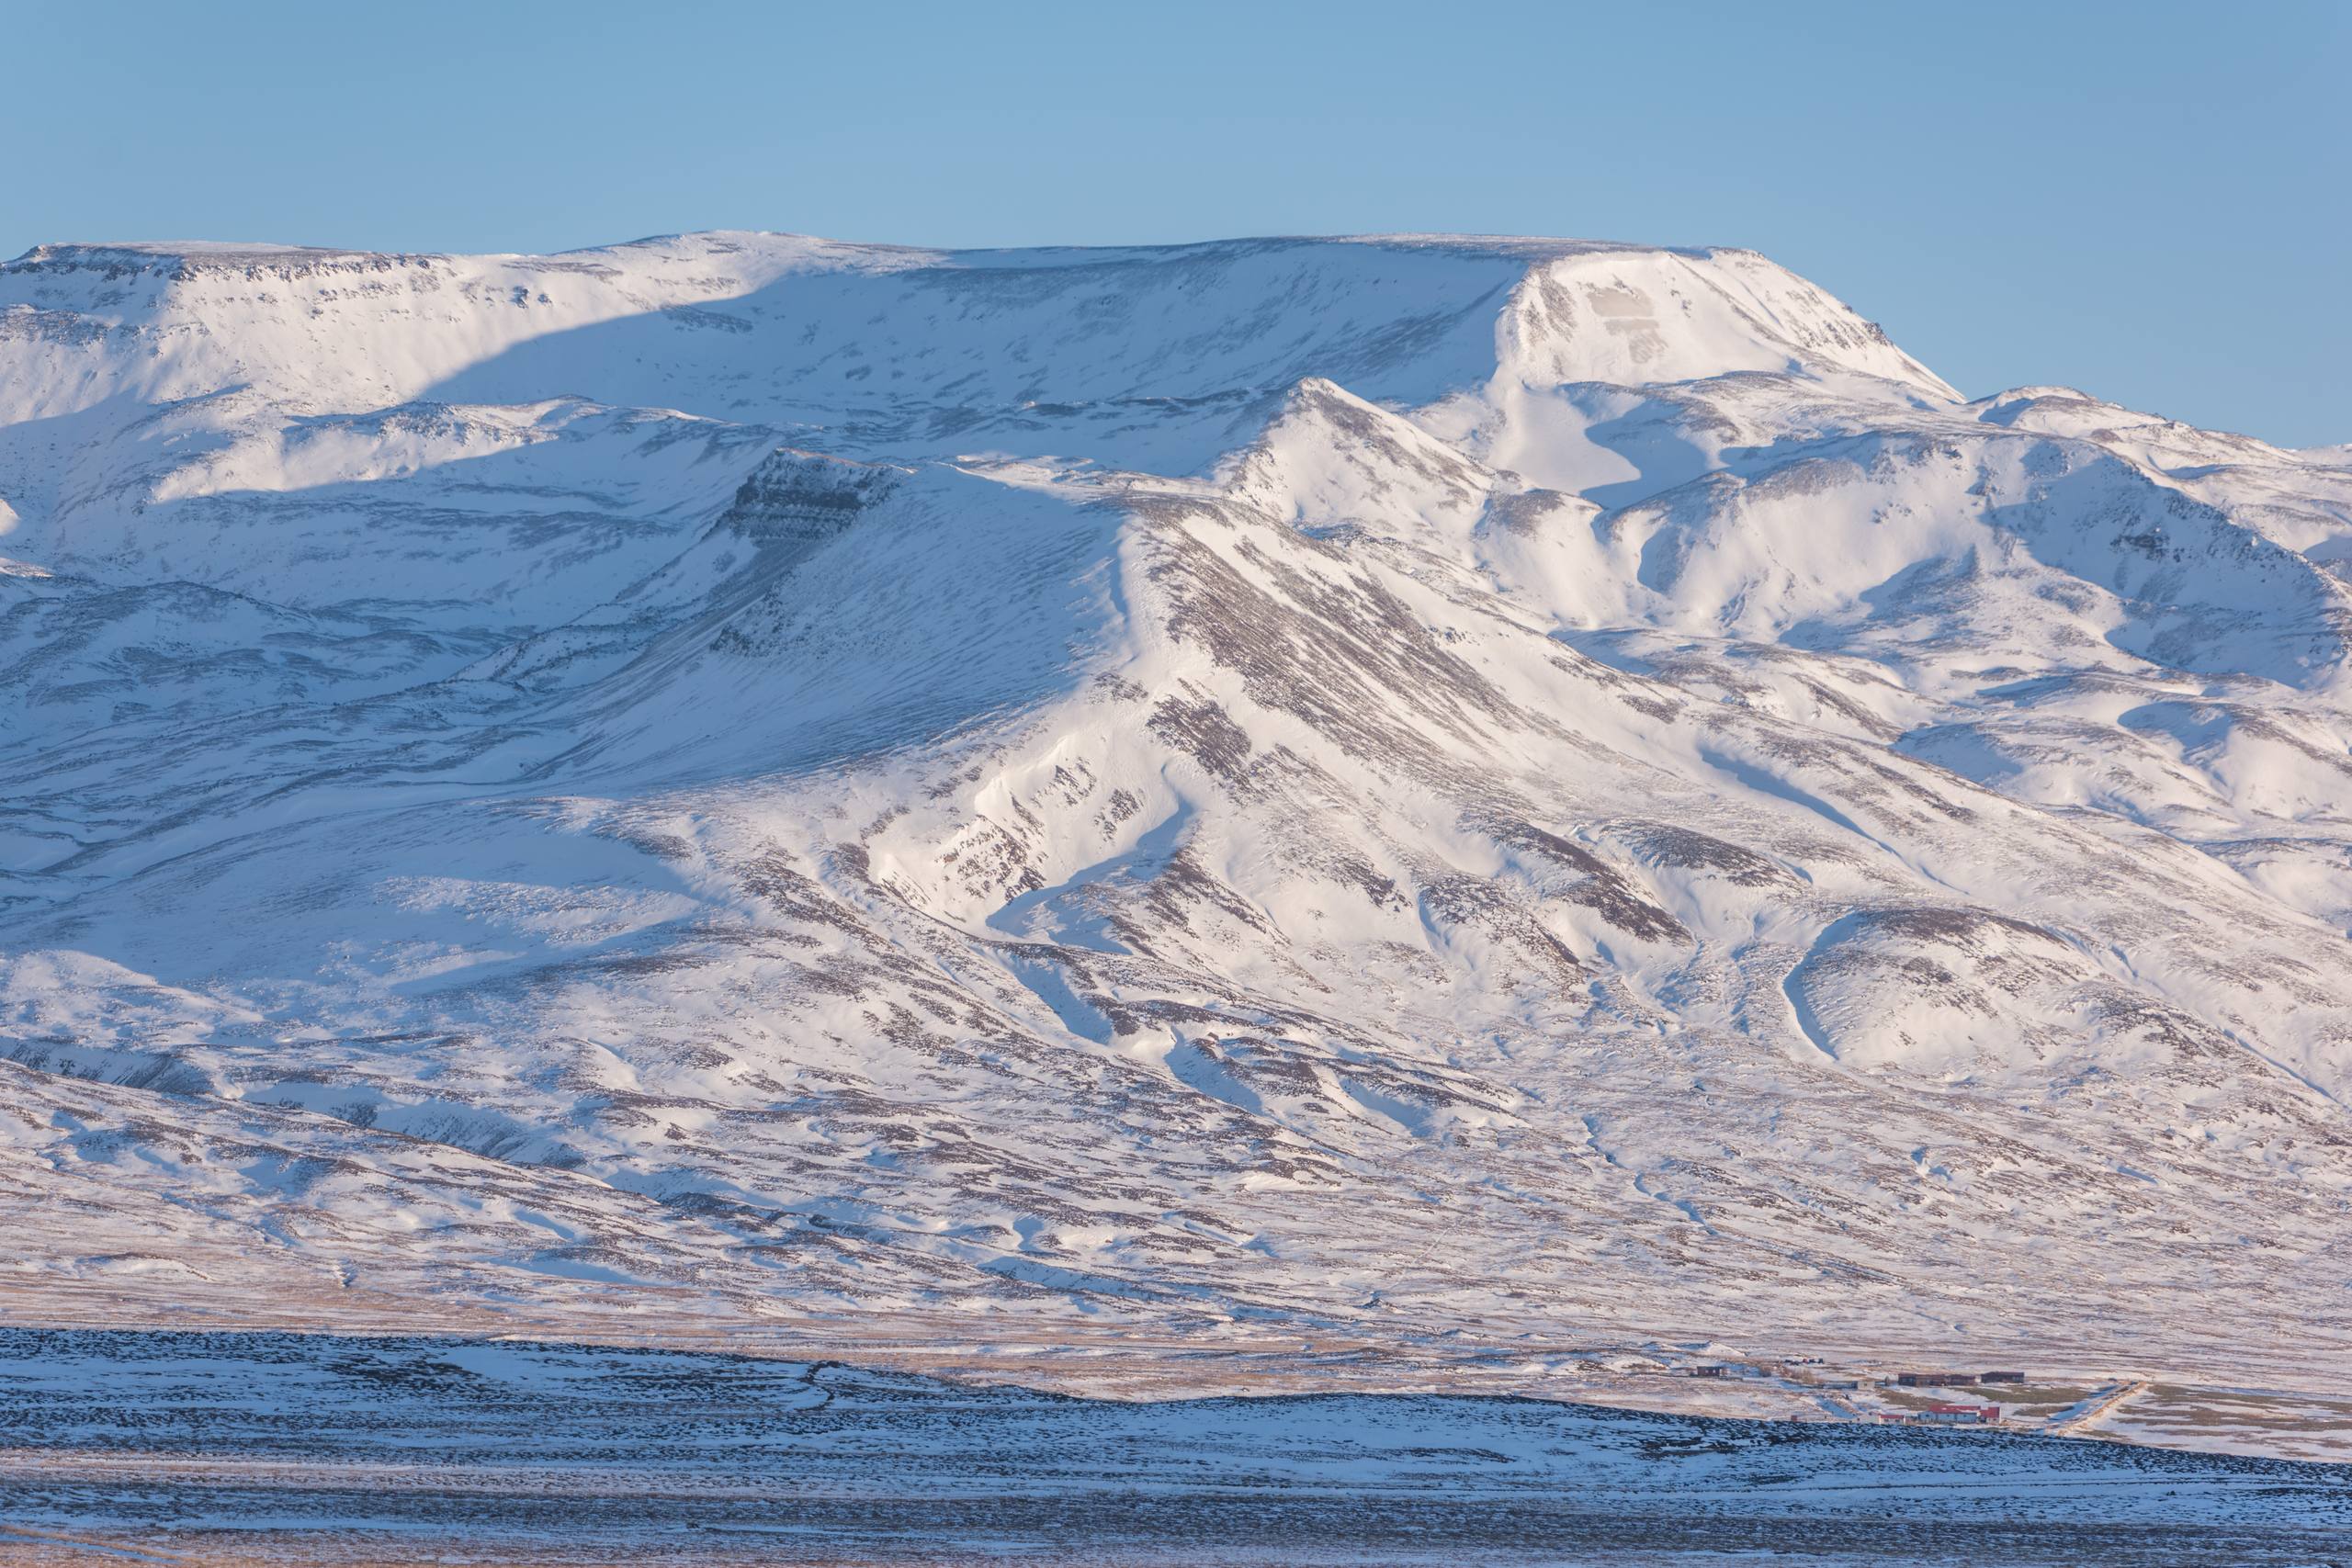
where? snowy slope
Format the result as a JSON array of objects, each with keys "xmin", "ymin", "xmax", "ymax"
[{"xmin": 3, "ymin": 231, "xmax": 2349, "ymax": 1400}]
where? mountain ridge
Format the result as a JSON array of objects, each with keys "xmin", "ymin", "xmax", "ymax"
[{"xmin": 2, "ymin": 230, "xmax": 2348, "ymax": 1416}]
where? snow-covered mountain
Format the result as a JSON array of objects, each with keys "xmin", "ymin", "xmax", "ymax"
[{"xmin": 4, "ymin": 231, "xmax": 2348, "ymax": 1386}]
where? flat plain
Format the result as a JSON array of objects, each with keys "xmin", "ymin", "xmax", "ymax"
[{"xmin": 2, "ymin": 1330, "xmax": 2350, "ymax": 1566}]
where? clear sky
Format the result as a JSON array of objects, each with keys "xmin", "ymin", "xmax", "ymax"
[{"xmin": 6, "ymin": 0, "xmax": 2344, "ymax": 445}]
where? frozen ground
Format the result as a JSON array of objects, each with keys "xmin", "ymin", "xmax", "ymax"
[{"xmin": 1, "ymin": 1329, "xmax": 2348, "ymax": 1566}]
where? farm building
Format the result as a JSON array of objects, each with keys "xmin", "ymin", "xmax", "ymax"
[
  {"xmin": 1896, "ymin": 1371, "xmax": 1978, "ymax": 1387},
  {"xmin": 1918, "ymin": 1404, "xmax": 2001, "ymax": 1426}
]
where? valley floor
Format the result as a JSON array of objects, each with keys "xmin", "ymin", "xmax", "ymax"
[{"xmin": 1, "ymin": 1329, "xmax": 2347, "ymax": 1566}]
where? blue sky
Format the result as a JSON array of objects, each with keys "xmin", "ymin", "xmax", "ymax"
[{"xmin": 6, "ymin": 0, "xmax": 2344, "ymax": 445}]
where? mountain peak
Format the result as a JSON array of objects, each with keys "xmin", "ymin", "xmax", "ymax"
[{"xmin": 5, "ymin": 226, "xmax": 2348, "ymax": 1416}]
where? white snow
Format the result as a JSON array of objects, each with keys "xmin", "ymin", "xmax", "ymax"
[{"xmin": 2, "ymin": 230, "xmax": 2349, "ymax": 1438}]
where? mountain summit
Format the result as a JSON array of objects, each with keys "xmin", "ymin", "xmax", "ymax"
[{"xmin": 3, "ymin": 232, "xmax": 2348, "ymax": 1383}]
